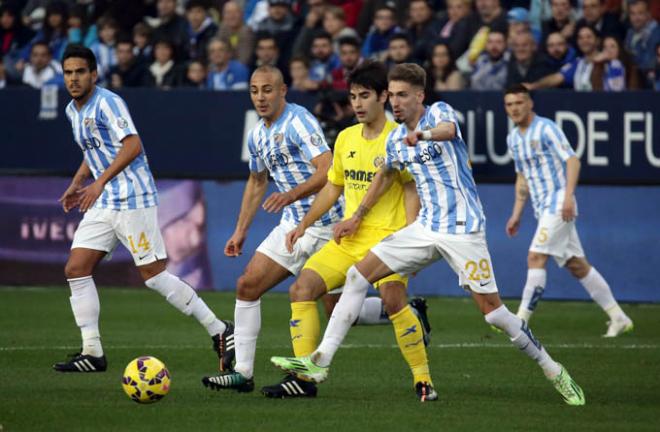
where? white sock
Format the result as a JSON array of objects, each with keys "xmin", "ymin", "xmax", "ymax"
[
  {"xmin": 485, "ymin": 305, "xmax": 561, "ymax": 379},
  {"xmin": 68, "ymin": 276, "xmax": 103, "ymax": 357},
  {"xmin": 517, "ymin": 268, "xmax": 546, "ymax": 322},
  {"xmin": 315, "ymin": 266, "xmax": 370, "ymax": 367},
  {"xmin": 356, "ymin": 297, "xmax": 388, "ymax": 325},
  {"xmin": 579, "ymin": 267, "xmax": 627, "ymax": 321},
  {"xmin": 145, "ymin": 271, "xmax": 225, "ymax": 336},
  {"xmin": 233, "ymin": 299, "xmax": 261, "ymax": 379}
]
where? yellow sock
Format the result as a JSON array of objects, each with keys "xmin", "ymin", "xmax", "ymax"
[
  {"xmin": 390, "ymin": 305, "xmax": 432, "ymax": 386},
  {"xmin": 290, "ymin": 301, "xmax": 320, "ymax": 357}
]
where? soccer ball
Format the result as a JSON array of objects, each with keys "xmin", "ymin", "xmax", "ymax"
[{"xmin": 121, "ymin": 356, "xmax": 171, "ymax": 404}]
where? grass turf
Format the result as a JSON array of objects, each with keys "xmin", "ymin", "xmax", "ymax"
[{"xmin": 0, "ymin": 287, "xmax": 659, "ymax": 432}]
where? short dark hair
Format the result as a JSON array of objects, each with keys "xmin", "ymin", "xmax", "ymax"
[
  {"xmin": 389, "ymin": 32, "xmax": 411, "ymax": 46},
  {"xmin": 578, "ymin": 24, "xmax": 601, "ymax": 39},
  {"xmin": 255, "ymin": 31, "xmax": 277, "ymax": 45},
  {"xmin": 31, "ymin": 41, "xmax": 51, "ymax": 53},
  {"xmin": 312, "ymin": 30, "xmax": 333, "ymax": 43},
  {"xmin": 347, "ymin": 60, "xmax": 388, "ymax": 95},
  {"xmin": 186, "ymin": 0, "xmax": 209, "ymax": 11},
  {"xmin": 62, "ymin": 44, "xmax": 97, "ymax": 71},
  {"xmin": 504, "ymin": 83, "xmax": 530, "ymax": 97},
  {"xmin": 116, "ymin": 36, "xmax": 134, "ymax": 47},
  {"xmin": 289, "ymin": 55, "xmax": 310, "ymax": 68},
  {"xmin": 388, "ymin": 63, "xmax": 426, "ymax": 88},
  {"xmin": 338, "ymin": 36, "xmax": 361, "ymax": 49}
]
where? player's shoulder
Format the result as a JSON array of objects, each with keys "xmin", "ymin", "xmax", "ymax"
[
  {"xmin": 428, "ymin": 100, "xmax": 456, "ymax": 115},
  {"xmin": 338, "ymin": 123, "xmax": 362, "ymax": 140},
  {"xmin": 383, "ymin": 119, "xmax": 398, "ymax": 134},
  {"xmin": 535, "ymin": 115, "xmax": 558, "ymax": 132},
  {"xmin": 288, "ymin": 102, "xmax": 314, "ymax": 119},
  {"xmin": 96, "ymin": 87, "xmax": 128, "ymax": 110},
  {"xmin": 65, "ymin": 100, "xmax": 76, "ymax": 117}
]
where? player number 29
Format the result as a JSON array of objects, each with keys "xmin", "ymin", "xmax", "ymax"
[
  {"xmin": 465, "ymin": 259, "xmax": 491, "ymax": 281},
  {"xmin": 128, "ymin": 232, "xmax": 151, "ymax": 254}
]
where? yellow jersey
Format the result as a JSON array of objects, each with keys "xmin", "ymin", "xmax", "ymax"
[{"xmin": 328, "ymin": 121, "xmax": 413, "ymax": 231}]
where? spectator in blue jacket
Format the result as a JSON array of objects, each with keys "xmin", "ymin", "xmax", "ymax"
[
  {"xmin": 361, "ymin": 5, "xmax": 401, "ymax": 61},
  {"xmin": 186, "ymin": 0, "xmax": 218, "ymax": 62},
  {"xmin": 206, "ymin": 37, "xmax": 249, "ymax": 90}
]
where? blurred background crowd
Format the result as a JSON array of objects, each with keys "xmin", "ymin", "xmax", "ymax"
[{"xmin": 1, "ymin": 0, "xmax": 658, "ymax": 93}]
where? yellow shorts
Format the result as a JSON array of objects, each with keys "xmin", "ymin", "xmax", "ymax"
[{"xmin": 303, "ymin": 227, "xmax": 408, "ymax": 291}]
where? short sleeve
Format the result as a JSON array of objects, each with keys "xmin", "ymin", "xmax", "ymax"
[
  {"xmin": 99, "ymin": 95, "xmax": 138, "ymax": 143},
  {"xmin": 327, "ymin": 132, "xmax": 345, "ymax": 186},
  {"xmin": 543, "ymin": 122, "xmax": 575, "ymax": 162},
  {"xmin": 290, "ymin": 110, "xmax": 330, "ymax": 161},
  {"xmin": 506, "ymin": 133, "xmax": 523, "ymax": 173},
  {"xmin": 427, "ymin": 102, "xmax": 462, "ymax": 140},
  {"xmin": 384, "ymin": 130, "xmax": 403, "ymax": 171},
  {"xmin": 247, "ymin": 132, "xmax": 266, "ymax": 173}
]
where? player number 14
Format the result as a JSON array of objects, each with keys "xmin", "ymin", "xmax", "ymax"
[{"xmin": 128, "ymin": 232, "xmax": 151, "ymax": 254}]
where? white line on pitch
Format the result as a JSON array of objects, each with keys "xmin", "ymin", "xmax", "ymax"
[{"xmin": 0, "ymin": 343, "xmax": 658, "ymax": 352}]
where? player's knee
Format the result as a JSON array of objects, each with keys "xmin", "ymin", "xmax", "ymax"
[
  {"xmin": 379, "ymin": 285, "xmax": 407, "ymax": 315},
  {"xmin": 64, "ymin": 260, "xmax": 91, "ymax": 279},
  {"xmin": 345, "ymin": 266, "xmax": 370, "ymax": 295},
  {"xmin": 289, "ymin": 280, "xmax": 315, "ymax": 302},
  {"xmin": 236, "ymin": 275, "xmax": 261, "ymax": 301},
  {"xmin": 566, "ymin": 257, "xmax": 590, "ymax": 278},
  {"xmin": 527, "ymin": 252, "xmax": 547, "ymax": 268}
]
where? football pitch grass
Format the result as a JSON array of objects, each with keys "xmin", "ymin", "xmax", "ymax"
[{"xmin": 1, "ymin": 287, "xmax": 659, "ymax": 432}]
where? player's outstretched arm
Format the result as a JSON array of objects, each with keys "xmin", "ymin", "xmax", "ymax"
[
  {"xmin": 506, "ymin": 173, "xmax": 529, "ymax": 237},
  {"xmin": 262, "ymin": 151, "xmax": 333, "ymax": 213},
  {"xmin": 59, "ymin": 160, "xmax": 91, "ymax": 213},
  {"xmin": 562, "ymin": 156, "xmax": 580, "ymax": 221},
  {"xmin": 404, "ymin": 122, "xmax": 456, "ymax": 146},
  {"xmin": 333, "ymin": 167, "xmax": 396, "ymax": 243},
  {"xmin": 77, "ymin": 134, "xmax": 142, "ymax": 212},
  {"xmin": 226, "ymin": 170, "xmax": 269, "ymax": 257},
  {"xmin": 403, "ymin": 180, "xmax": 420, "ymax": 225},
  {"xmin": 286, "ymin": 181, "xmax": 343, "ymax": 252}
]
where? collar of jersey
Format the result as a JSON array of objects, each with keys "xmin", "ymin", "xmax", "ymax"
[
  {"xmin": 73, "ymin": 86, "xmax": 100, "ymax": 113},
  {"xmin": 261, "ymin": 102, "xmax": 291, "ymax": 131}
]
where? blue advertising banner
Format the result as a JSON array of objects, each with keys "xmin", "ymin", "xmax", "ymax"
[
  {"xmin": 1, "ymin": 89, "xmax": 658, "ymax": 183},
  {"xmin": 1, "ymin": 177, "xmax": 658, "ymax": 302}
]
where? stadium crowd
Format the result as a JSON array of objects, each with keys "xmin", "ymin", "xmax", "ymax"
[{"xmin": 0, "ymin": 0, "xmax": 659, "ymax": 92}]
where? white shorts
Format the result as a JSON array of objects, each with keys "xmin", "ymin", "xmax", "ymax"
[
  {"xmin": 529, "ymin": 213, "xmax": 585, "ymax": 267},
  {"xmin": 256, "ymin": 220, "xmax": 333, "ymax": 276},
  {"xmin": 71, "ymin": 207, "xmax": 167, "ymax": 266},
  {"xmin": 371, "ymin": 221, "xmax": 498, "ymax": 294}
]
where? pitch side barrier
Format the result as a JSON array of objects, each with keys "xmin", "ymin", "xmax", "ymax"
[{"xmin": 1, "ymin": 89, "xmax": 658, "ymax": 185}]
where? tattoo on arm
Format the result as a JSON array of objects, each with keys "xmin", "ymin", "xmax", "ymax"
[{"xmin": 355, "ymin": 204, "xmax": 370, "ymax": 219}]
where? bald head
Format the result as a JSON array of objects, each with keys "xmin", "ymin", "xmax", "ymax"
[{"xmin": 251, "ymin": 65, "xmax": 284, "ymax": 87}]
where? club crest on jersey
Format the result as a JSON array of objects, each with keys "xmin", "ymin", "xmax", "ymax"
[
  {"xmin": 530, "ymin": 140, "xmax": 540, "ymax": 149},
  {"xmin": 273, "ymin": 133, "xmax": 284, "ymax": 144},
  {"xmin": 310, "ymin": 133, "xmax": 323, "ymax": 147},
  {"xmin": 116, "ymin": 117, "xmax": 129, "ymax": 129},
  {"xmin": 373, "ymin": 155, "xmax": 385, "ymax": 168},
  {"xmin": 83, "ymin": 118, "xmax": 97, "ymax": 132}
]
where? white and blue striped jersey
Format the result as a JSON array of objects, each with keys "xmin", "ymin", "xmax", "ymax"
[
  {"xmin": 385, "ymin": 102, "xmax": 485, "ymax": 234},
  {"xmin": 507, "ymin": 115, "xmax": 576, "ymax": 218},
  {"xmin": 65, "ymin": 86, "xmax": 158, "ymax": 210},
  {"xmin": 247, "ymin": 103, "xmax": 343, "ymax": 227}
]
